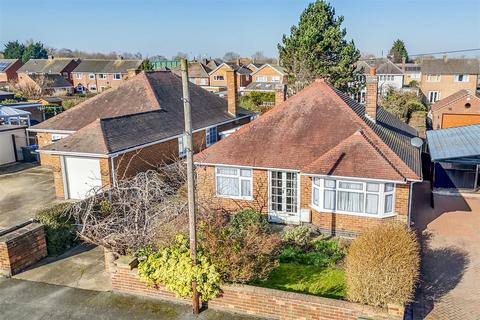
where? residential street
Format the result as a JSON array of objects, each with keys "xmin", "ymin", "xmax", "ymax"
[{"xmin": 0, "ymin": 278, "xmax": 260, "ymax": 320}]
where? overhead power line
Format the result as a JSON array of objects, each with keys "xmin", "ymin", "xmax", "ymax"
[{"xmin": 410, "ymin": 48, "xmax": 480, "ymax": 57}]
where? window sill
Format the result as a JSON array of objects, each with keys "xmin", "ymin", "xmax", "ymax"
[
  {"xmin": 309, "ymin": 205, "xmax": 397, "ymax": 219},
  {"xmin": 216, "ymin": 194, "xmax": 253, "ymax": 201}
]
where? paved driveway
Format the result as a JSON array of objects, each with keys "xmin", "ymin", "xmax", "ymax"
[
  {"xmin": 0, "ymin": 165, "xmax": 56, "ymax": 230},
  {"xmin": 412, "ymin": 182, "xmax": 480, "ymax": 320},
  {"xmin": 0, "ymin": 278, "xmax": 260, "ymax": 320}
]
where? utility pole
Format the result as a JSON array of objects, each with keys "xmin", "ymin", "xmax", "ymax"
[{"xmin": 180, "ymin": 58, "xmax": 200, "ymax": 314}]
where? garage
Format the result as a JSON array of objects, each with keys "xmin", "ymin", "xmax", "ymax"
[
  {"xmin": 63, "ymin": 156, "xmax": 103, "ymax": 199},
  {"xmin": 441, "ymin": 114, "xmax": 480, "ymax": 129},
  {"xmin": 0, "ymin": 125, "xmax": 27, "ymax": 165}
]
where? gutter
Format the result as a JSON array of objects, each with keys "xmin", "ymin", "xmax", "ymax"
[{"xmin": 27, "ymin": 128, "xmax": 76, "ymax": 134}]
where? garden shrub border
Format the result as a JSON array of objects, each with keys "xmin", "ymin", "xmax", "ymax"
[{"xmin": 107, "ymin": 253, "xmax": 404, "ymax": 320}]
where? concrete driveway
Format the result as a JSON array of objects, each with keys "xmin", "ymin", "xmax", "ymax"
[
  {"xmin": 412, "ymin": 182, "xmax": 480, "ymax": 320},
  {"xmin": 0, "ymin": 164, "xmax": 56, "ymax": 230},
  {"xmin": 0, "ymin": 278, "xmax": 260, "ymax": 320}
]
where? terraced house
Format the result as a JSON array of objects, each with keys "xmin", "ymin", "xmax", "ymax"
[
  {"xmin": 72, "ymin": 59, "xmax": 142, "ymax": 93},
  {"xmin": 195, "ymin": 74, "xmax": 423, "ymax": 236},
  {"xmin": 29, "ymin": 70, "xmax": 254, "ymax": 200}
]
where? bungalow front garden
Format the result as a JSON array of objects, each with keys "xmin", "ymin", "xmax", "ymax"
[{"xmin": 45, "ymin": 166, "xmax": 420, "ymax": 311}]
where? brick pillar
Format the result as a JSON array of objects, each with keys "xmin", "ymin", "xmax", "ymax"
[
  {"xmin": 365, "ymin": 68, "xmax": 378, "ymax": 122},
  {"xmin": 226, "ymin": 69, "xmax": 238, "ymax": 116},
  {"xmin": 275, "ymin": 84, "xmax": 287, "ymax": 106}
]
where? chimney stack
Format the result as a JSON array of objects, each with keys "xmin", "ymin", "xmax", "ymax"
[
  {"xmin": 275, "ymin": 84, "xmax": 287, "ymax": 106},
  {"xmin": 365, "ymin": 67, "xmax": 378, "ymax": 122},
  {"xmin": 226, "ymin": 69, "xmax": 238, "ymax": 116}
]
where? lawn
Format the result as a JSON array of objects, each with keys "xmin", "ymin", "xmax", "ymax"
[{"xmin": 252, "ymin": 262, "xmax": 346, "ymax": 299}]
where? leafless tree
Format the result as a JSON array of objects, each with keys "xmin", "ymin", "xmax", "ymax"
[{"xmin": 12, "ymin": 74, "xmax": 53, "ymax": 99}]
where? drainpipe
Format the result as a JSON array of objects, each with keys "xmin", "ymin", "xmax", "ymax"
[
  {"xmin": 110, "ymin": 155, "xmax": 118, "ymax": 187},
  {"xmin": 407, "ymin": 181, "xmax": 417, "ymax": 229}
]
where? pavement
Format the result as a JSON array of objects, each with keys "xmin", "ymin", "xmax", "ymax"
[
  {"xmin": 0, "ymin": 278, "xmax": 260, "ymax": 320},
  {"xmin": 411, "ymin": 182, "xmax": 480, "ymax": 320},
  {"xmin": 0, "ymin": 164, "xmax": 57, "ymax": 230},
  {"xmin": 14, "ymin": 243, "xmax": 111, "ymax": 292}
]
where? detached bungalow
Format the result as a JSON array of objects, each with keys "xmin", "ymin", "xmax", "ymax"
[
  {"xmin": 195, "ymin": 74, "xmax": 422, "ymax": 236},
  {"xmin": 29, "ymin": 70, "xmax": 254, "ymax": 199},
  {"xmin": 430, "ymin": 89, "xmax": 480, "ymax": 129}
]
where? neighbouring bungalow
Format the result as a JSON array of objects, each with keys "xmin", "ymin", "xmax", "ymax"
[
  {"xmin": 244, "ymin": 64, "xmax": 287, "ymax": 93},
  {"xmin": 427, "ymin": 124, "xmax": 480, "ymax": 192},
  {"xmin": 194, "ymin": 73, "xmax": 423, "ymax": 237},
  {"xmin": 430, "ymin": 89, "xmax": 480, "ymax": 129},
  {"xmin": 28, "ymin": 70, "xmax": 254, "ymax": 200},
  {"xmin": 172, "ymin": 61, "xmax": 212, "ymax": 87},
  {"xmin": 72, "ymin": 59, "xmax": 142, "ymax": 93}
]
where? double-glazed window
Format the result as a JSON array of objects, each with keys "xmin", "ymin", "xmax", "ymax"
[
  {"xmin": 271, "ymin": 76, "xmax": 280, "ymax": 83},
  {"xmin": 213, "ymin": 75, "xmax": 224, "ymax": 81},
  {"xmin": 178, "ymin": 135, "xmax": 187, "ymax": 158},
  {"xmin": 98, "ymin": 73, "xmax": 107, "ymax": 80},
  {"xmin": 256, "ymin": 76, "xmax": 267, "ymax": 82},
  {"xmin": 312, "ymin": 178, "xmax": 395, "ymax": 216},
  {"xmin": 427, "ymin": 74, "xmax": 441, "ymax": 82},
  {"xmin": 113, "ymin": 73, "xmax": 121, "ymax": 80},
  {"xmin": 454, "ymin": 74, "xmax": 469, "ymax": 82},
  {"xmin": 206, "ymin": 126, "xmax": 218, "ymax": 147},
  {"xmin": 75, "ymin": 73, "xmax": 83, "ymax": 79},
  {"xmin": 88, "ymin": 73, "xmax": 95, "ymax": 80},
  {"xmin": 216, "ymin": 167, "xmax": 252, "ymax": 199}
]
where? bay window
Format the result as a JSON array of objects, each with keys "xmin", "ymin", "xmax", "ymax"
[
  {"xmin": 312, "ymin": 177, "xmax": 395, "ymax": 216},
  {"xmin": 216, "ymin": 167, "xmax": 252, "ymax": 199}
]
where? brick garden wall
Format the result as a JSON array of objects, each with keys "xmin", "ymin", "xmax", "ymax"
[
  {"xmin": 0, "ymin": 223, "xmax": 47, "ymax": 277},
  {"xmin": 109, "ymin": 257, "xmax": 402, "ymax": 320}
]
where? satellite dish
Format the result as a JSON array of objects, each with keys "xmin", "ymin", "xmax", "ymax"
[{"xmin": 410, "ymin": 137, "xmax": 423, "ymax": 148}]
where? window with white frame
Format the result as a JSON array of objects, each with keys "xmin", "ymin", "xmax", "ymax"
[
  {"xmin": 271, "ymin": 76, "xmax": 280, "ymax": 82},
  {"xmin": 256, "ymin": 76, "xmax": 267, "ymax": 82},
  {"xmin": 311, "ymin": 178, "xmax": 395, "ymax": 216},
  {"xmin": 426, "ymin": 74, "xmax": 441, "ymax": 82},
  {"xmin": 178, "ymin": 135, "xmax": 187, "ymax": 158},
  {"xmin": 428, "ymin": 91, "xmax": 440, "ymax": 103},
  {"xmin": 206, "ymin": 126, "xmax": 218, "ymax": 146},
  {"xmin": 88, "ymin": 73, "xmax": 95, "ymax": 80},
  {"xmin": 99, "ymin": 73, "xmax": 107, "ymax": 80},
  {"xmin": 454, "ymin": 74, "xmax": 469, "ymax": 82},
  {"xmin": 213, "ymin": 75, "xmax": 224, "ymax": 81},
  {"xmin": 215, "ymin": 167, "xmax": 252, "ymax": 199},
  {"xmin": 76, "ymin": 73, "xmax": 83, "ymax": 79},
  {"xmin": 113, "ymin": 73, "xmax": 121, "ymax": 80}
]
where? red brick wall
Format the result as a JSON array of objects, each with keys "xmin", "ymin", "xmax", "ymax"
[
  {"xmin": 0, "ymin": 223, "xmax": 47, "ymax": 277},
  {"xmin": 111, "ymin": 258, "xmax": 402, "ymax": 320},
  {"xmin": 197, "ymin": 166, "xmax": 411, "ymax": 236}
]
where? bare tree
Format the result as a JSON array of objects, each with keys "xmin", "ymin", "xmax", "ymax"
[{"xmin": 12, "ymin": 74, "xmax": 53, "ymax": 99}]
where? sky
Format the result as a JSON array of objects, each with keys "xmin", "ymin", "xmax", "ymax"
[{"xmin": 1, "ymin": 0, "xmax": 479, "ymax": 59}]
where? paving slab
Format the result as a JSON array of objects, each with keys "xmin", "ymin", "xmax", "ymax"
[
  {"xmin": 0, "ymin": 165, "xmax": 57, "ymax": 230},
  {"xmin": 0, "ymin": 278, "xmax": 260, "ymax": 320},
  {"xmin": 412, "ymin": 182, "xmax": 480, "ymax": 320},
  {"xmin": 14, "ymin": 243, "xmax": 111, "ymax": 292}
]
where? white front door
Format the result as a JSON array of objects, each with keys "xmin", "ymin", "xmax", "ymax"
[
  {"xmin": 64, "ymin": 156, "xmax": 103, "ymax": 199},
  {"xmin": 268, "ymin": 171, "xmax": 300, "ymax": 224}
]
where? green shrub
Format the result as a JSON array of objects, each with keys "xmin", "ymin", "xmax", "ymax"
[
  {"xmin": 199, "ymin": 210, "xmax": 281, "ymax": 283},
  {"xmin": 138, "ymin": 234, "xmax": 220, "ymax": 301},
  {"xmin": 279, "ymin": 240, "xmax": 343, "ymax": 267},
  {"xmin": 345, "ymin": 223, "xmax": 420, "ymax": 307},
  {"xmin": 36, "ymin": 203, "xmax": 77, "ymax": 256},
  {"xmin": 281, "ymin": 225, "xmax": 319, "ymax": 247}
]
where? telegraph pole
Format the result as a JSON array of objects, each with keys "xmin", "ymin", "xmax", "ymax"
[{"xmin": 180, "ymin": 58, "xmax": 200, "ymax": 314}]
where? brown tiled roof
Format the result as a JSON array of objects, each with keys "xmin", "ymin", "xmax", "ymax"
[
  {"xmin": 302, "ymin": 130, "xmax": 404, "ymax": 181},
  {"xmin": 195, "ymin": 79, "xmax": 421, "ymax": 181},
  {"xmin": 31, "ymin": 72, "xmax": 163, "ymax": 131},
  {"xmin": 430, "ymin": 89, "xmax": 479, "ymax": 112}
]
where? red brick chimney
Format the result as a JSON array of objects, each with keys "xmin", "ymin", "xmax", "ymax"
[
  {"xmin": 226, "ymin": 69, "xmax": 238, "ymax": 116},
  {"xmin": 275, "ymin": 84, "xmax": 287, "ymax": 106},
  {"xmin": 365, "ymin": 67, "xmax": 378, "ymax": 122}
]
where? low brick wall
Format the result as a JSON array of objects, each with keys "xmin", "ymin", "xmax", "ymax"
[
  {"xmin": 0, "ymin": 222, "xmax": 47, "ymax": 277},
  {"xmin": 111, "ymin": 257, "xmax": 403, "ymax": 320}
]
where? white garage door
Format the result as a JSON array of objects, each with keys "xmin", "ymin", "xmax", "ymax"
[{"xmin": 64, "ymin": 156, "xmax": 103, "ymax": 199}]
